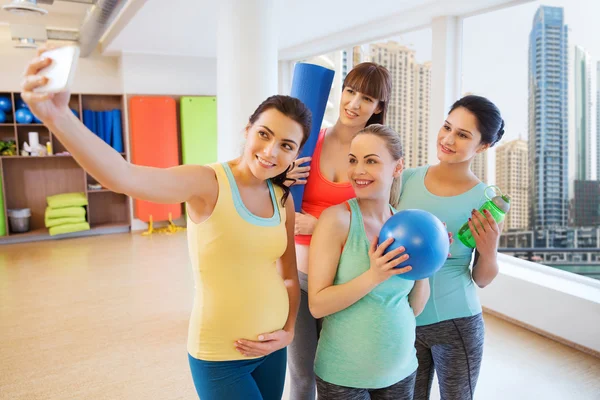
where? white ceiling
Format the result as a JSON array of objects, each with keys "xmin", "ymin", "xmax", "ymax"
[
  {"xmin": 0, "ymin": 0, "xmax": 91, "ymax": 29},
  {"xmin": 0, "ymin": 0, "xmax": 534, "ymax": 59},
  {"xmin": 103, "ymin": 0, "xmax": 534, "ymax": 59}
]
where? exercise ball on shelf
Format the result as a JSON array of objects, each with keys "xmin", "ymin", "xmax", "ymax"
[{"xmin": 15, "ymin": 108, "xmax": 33, "ymax": 124}]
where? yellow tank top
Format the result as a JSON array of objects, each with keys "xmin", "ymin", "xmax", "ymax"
[{"xmin": 186, "ymin": 162, "xmax": 290, "ymax": 361}]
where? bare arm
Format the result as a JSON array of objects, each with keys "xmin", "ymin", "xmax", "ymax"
[
  {"xmin": 408, "ymin": 279, "xmax": 430, "ymax": 316},
  {"xmin": 308, "ymin": 205, "xmax": 411, "ymax": 319},
  {"xmin": 278, "ymin": 195, "xmax": 301, "ymax": 333},
  {"xmin": 472, "ymin": 250, "xmax": 499, "ymax": 288},
  {"xmin": 21, "ymin": 51, "xmax": 214, "ymax": 206},
  {"xmin": 471, "ymin": 213, "xmax": 504, "ymax": 288}
]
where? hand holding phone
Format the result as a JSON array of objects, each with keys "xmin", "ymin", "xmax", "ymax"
[
  {"xmin": 20, "ymin": 46, "xmax": 80, "ymax": 124},
  {"xmin": 33, "ymin": 45, "xmax": 80, "ymax": 94}
]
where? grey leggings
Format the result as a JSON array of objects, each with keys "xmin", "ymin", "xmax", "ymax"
[
  {"xmin": 316, "ymin": 371, "xmax": 417, "ymax": 400},
  {"xmin": 287, "ymin": 271, "xmax": 322, "ymax": 400},
  {"xmin": 413, "ymin": 313, "xmax": 485, "ymax": 400}
]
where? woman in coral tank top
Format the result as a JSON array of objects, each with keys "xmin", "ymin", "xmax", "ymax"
[{"xmin": 285, "ymin": 62, "xmax": 392, "ymax": 400}]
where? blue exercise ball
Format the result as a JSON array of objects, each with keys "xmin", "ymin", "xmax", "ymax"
[
  {"xmin": 15, "ymin": 108, "xmax": 33, "ymax": 124},
  {"xmin": 0, "ymin": 96, "xmax": 11, "ymax": 112},
  {"xmin": 378, "ymin": 209, "xmax": 449, "ymax": 280},
  {"xmin": 0, "ymin": 110, "xmax": 6, "ymax": 123}
]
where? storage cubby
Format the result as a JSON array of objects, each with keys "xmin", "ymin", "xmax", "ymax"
[
  {"xmin": 0, "ymin": 92, "xmax": 131, "ymax": 244},
  {"xmin": 17, "ymin": 125, "xmax": 51, "ymax": 155},
  {"xmin": 88, "ymin": 191, "xmax": 130, "ymax": 227},
  {"xmin": 2, "ymin": 156, "xmax": 85, "ymax": 235}
]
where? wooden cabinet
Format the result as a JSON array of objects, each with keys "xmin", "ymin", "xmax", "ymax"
[{"xmin": 0, "ymin": 93, "xmax": 131, "ymax": 244}]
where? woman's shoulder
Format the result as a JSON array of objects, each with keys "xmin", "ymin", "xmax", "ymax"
[
  {"xmin": 401, "ymin": 165, "xmax": 428, "ymax": 187},
  {"xmin": 317, "ymin": 202, "xmax": 352, "ymax": 236}
]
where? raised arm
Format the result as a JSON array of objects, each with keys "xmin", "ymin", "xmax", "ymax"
[{"xmin": 21, "ymin": 49, "xmax": 214, "ymax": 205}]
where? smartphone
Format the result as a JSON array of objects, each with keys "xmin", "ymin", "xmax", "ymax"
[{"xmin": 33, "ymin": 46, "xmax": 80, "ymax": 93}]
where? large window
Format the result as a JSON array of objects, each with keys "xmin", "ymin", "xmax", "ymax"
[
  {"xmin": 462, "ymin": 1, "xmax": 600, "ymax": 280},
  {"xmin": 302, "ymin": 28, "xmax": 433, "ymax": 170}
]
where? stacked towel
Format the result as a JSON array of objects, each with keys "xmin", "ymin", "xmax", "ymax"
[{"xmin": 45, "ymin": 192, "xmax": 90, "ymax": 236}]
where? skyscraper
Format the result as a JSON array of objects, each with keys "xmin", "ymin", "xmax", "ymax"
[
  {"xmin": 573, "ymin": 180, "xmax": 600, "ymax": 227},
  {"xmin": 528, "ymin": 6, "xmax": 569, "ymax": 230},
  {"xmin": 496, "ymin": 139, "xmax": 529, "ymax": 231},
  {"xmin": 472, "ymin": 152, "xmax": 487, "ymax": 182},
  {"xmin": 366, "ymin": 41, "xmax": 431, "ymax": 168},
  {"xmin": 574, "ymin": 46, "xmax": 592, "ymax": 180}
]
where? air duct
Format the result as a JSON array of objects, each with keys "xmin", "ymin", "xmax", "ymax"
[{"xmin": 78, "ymin": 0, "xmax": 126, "ymax": 57}]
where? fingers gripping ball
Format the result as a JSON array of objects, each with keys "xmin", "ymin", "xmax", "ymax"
[{"xmin": 377, "ymin": 209, "xmax": 449, "ymax": 280}]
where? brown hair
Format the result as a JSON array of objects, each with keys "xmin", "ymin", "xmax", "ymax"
[
  {"xmin": 343, "ymin": 62, "xmax": 392, "ymax": 126},
  {"xmin": 247, "ymin": 95, "xmax": 312, "ymax": 206},
  {"xmin": 355, "ymin": 124, "xmax": 403, "ymax": 208}
]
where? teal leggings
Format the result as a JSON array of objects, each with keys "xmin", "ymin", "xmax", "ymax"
[{"xmin": 188, "ymin": 349, "xmax": 287, "ymax": 400}]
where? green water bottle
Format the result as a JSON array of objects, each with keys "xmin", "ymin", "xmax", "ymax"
[{"xmin": 457, "ymin": 185, "xmax": 511, "ymax": 248}]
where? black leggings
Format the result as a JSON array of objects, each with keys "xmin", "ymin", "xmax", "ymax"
[
  {"xmin": 316, "ymin": 371, "xmax": 417, "ymax": 400},
  {"xmin": 413, "ymin": 314, "xmax": 485, "ymax": 400}
]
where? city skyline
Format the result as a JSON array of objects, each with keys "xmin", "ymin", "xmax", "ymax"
[
  {"xmin": 392, "ymin": 1, "xmax": 600, "ymax": 187},
  {"xmin": 361, "ymin": 42, "xmax": 431, "ymax": 169}
]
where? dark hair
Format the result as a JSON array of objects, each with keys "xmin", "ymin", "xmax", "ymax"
[
  {"xmin": 343, "ymin": 62, "xmax": 392, "ymax": 126},
  {"xmin": 449, "ymin": 95, "xmax": 505, "ymax": 147},
  {"xmin": 355, "ymin": 124, "xmax": 403, "ymax": 208},
  {"xmin": 248, "ymin": 95, "xmax": 312, "ymax": 206}
]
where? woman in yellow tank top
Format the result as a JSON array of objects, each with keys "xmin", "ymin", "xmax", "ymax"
[{"xmin": 21, "ymin": 50, "xmax": 312, "ymax": 400}]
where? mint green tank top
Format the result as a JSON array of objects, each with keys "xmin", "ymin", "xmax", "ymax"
[
  {"xmin": 314, "ymin": 199, "xmax": 418, "ymax": 389},
  {"xmin": 397, "ymin": 165, "xmax": 487, "ymax": 326}
]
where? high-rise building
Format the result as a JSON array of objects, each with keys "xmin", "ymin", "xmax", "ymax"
[
  {"xmin": 574, "ymin": 46, "xmax": 592, "ymax": 180},
  {"xmin": 496, "ymin": 139, "xmax": 529, "ymax": 231},
  {"xmin": 573, "ymin": 180, "xmax": 600, "ymax": 227},
  {"xmin": 472, "ymin": 152, "xmax": 487, "ymax": 183},
  {"xmin": 366, "ymin": 41, "xmax": 431, "ymax": 168},
  {"xmin": 528, "ymin": 6, "xmax": 569, "ymax": 229}
]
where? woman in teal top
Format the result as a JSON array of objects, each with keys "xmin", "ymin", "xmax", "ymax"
[
  {"xmin": 396, "ymin": 95, "xmax": 505, "ymax": 400},
  {"xmin": 308, "ymin": 124, "xmax": 431, "ymax": 399}
]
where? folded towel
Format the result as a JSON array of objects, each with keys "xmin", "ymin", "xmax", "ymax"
[
  {"xmin": 49, "ymin": 222, "xmax": 91, "ymax": 236},
  {"xmin": 45, "ymin": 216, "xmax": 86, "ymax": 228},
  {"xmin": 47, "ymin": 192, "xmax": 87, "ymax": 209},
  {"xmin": 45, "ymin": 206, "xmax": 86, "ymax": 220}
]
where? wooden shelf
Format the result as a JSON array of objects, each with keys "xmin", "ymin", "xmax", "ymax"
[
  {"xmin": 0, "ymin": 222, "xmax": 130, "ymax": 244},
  {"xmin": 0, "ymin": 92, "xmax": 131, "ymax": 244},
  {"xmin": 6, "ymin": 227, "xmax": 48, "ymax": 238},
  {"xmin": 1, "ymin": 155, "xmax": 73, "ymax": 159}
]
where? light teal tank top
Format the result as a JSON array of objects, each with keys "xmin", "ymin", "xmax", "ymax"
[
  {"xmin": 397, "ymin": 165, "xmax": 487, "ymax": 326},
  {"xmin": 314, "ymin": 199, "xmax": 418, "ymax": 389}
]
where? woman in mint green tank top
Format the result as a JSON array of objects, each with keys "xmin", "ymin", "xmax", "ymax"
[
  {"xmin": 308, "ymin": 124, "xmax": 432, "ymax": 399},
  {"xmin": 396, "ymin": 95, "xmax": 505, "ymax": 400}
]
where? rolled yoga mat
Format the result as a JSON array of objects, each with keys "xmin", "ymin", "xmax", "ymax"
[
  {"xmin": 289, "ymin": 63, "xmax": 335, "ymax": 212},
  {"xmin": 180, "ymin": 96, "xmax": 217, "ymax": 166},
  {"xmin": 0, "ymin": 173, "xmax": 6, "ymax": 236},
  {"xmin": 129, "ymin": 96, "xmax": 181, "ymax": 223}
]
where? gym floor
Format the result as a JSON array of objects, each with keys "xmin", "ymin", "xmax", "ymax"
[{"xmin": 1, "ymin": 232, "xmax": 599, "ymax": 399}]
